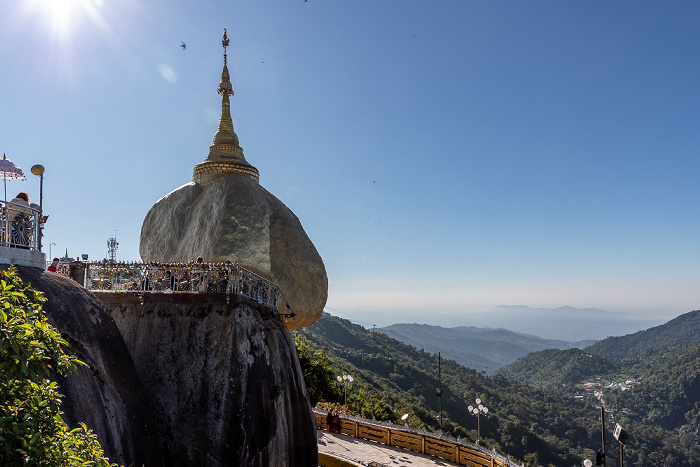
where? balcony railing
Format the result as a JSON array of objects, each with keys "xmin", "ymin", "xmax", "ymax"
[
  {"xmin": 0, "ymin": 200, "xmax": 41, "ymax": 250},
  {"xmin": 82, "ymin": 261, "xmax": 291, "ymax": 313}
]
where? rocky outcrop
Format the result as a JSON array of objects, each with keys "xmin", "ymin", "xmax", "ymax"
[
  {"xmin": 96, "ymin": 292, "xmax": 318, "ymax": 467},
  {"xmin": 139, "ymin": 173, "xmax": 327, "ymax": 330},
  {"xmin": 14, "ymin": 267, "xmax": 162, "ymax": 467}
]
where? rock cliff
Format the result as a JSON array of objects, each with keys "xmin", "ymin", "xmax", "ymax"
[
  {"xmin": 13, "ymin": 267, "xmax": 162, "ymax": 467},
  {"xmin": 96, "ymin": 291, "xmax": 318, "ymax": 466},
  {"xmin": 13, "ymin": 267, "xmax": 318, "ymax": 466}
]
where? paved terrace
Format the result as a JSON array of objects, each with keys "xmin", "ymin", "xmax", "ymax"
[
  {"xmin": 313, "ymin": 410, "xmax": 521, "ymax": 467},
  {"xmin": 319, "ymin": 431, "xmax": 461, "ymax": 467}
]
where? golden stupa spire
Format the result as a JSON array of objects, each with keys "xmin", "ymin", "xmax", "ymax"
[{"xmin": 193, "ymin": 28, "xmax": 259, "ymax": 184}]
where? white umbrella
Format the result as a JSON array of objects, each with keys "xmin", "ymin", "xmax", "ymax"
[{"xmin": 0, "ymin": 154, "xmax": 26, "ymax": 202}]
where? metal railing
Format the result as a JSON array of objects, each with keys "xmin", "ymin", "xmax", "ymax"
[
  {"xmin": 0, "ymin": 200, "xmax": 41, "ymax": 250},
  {"xmin": 83, "ymin": 261, "xmax": 292, "ymax": 313}
]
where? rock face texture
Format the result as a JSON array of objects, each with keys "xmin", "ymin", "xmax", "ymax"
[
  {"xmin": 139, "ymin": 173, "xmax": 327, "ymax": 330},
  {"xmin": 96, "ymin": 291, "xmax": 318, "ymax": 467},
  {"xmin": 13, "ymin": 267, "xmax": 162, "ymax": 467}
]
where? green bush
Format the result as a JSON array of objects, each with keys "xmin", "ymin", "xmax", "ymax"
[
  {"xmin": 293, "ymin": 334, "xmax": 340, "ymax": 405},
  {"xmin": 0, "ymin": 268, "xmax": 116, "ymax": 467}
]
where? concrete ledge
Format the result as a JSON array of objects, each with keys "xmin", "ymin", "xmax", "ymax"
[
  {"xmin": 0, "ymin": 245, "xmax": 45, "ymax": 269},
  {"xmin": 318, "ymin": 452, "xmax": 364, "ymax": 467},
  {"xmin": 92, "ymin": 291, "xmax": 279, "ymax": 320}
]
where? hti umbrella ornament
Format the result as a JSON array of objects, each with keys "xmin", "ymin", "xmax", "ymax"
[{"xmin": 0, "ymin": 154, "xmax": 26, "ymax": 202}]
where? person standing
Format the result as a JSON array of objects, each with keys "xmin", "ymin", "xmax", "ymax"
[
  {"xmin": 47, "ymin": 258, "xmax": 59, "ymax": 272},
  {"xmin": 9, "ymin": 192, "xmax": 31, "ymax": 221}
]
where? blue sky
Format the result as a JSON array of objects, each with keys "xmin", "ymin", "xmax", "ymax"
[{"xmin": 1, "ymin": 0, "xmax": 699, "ymax": 326}]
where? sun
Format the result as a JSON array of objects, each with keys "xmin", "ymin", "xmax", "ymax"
[
  {"xmin": 46, "ymin": 0, "xmax": 86, "ymax": 36},
  {"xmin": 23, "ymin": 0, "xmax": 101, "ymax": 38}
]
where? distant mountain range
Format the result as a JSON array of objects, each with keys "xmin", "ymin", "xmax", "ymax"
[
  {"xmin": 585, "ymin": 309, "xmax": 700, "ymax": 360},
  {"xmin": 497, "ymin": 309, "xmax": 700, "ymax": 445},
  {"xmin": 464, "ymin": 305, "xmax": 665, "ymax": 341},
  {"xmin": 299, "ymin": 310, "xmax": 700, "ymax": 465},
  {"xmin": 377, "ymin": 323, "xmax": 595, "ymax": 373},
  {"xmin": 298, "ymin": 313, "xmax": 596, "ymax": 466}
]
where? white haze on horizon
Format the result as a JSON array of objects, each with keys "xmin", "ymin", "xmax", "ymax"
[{"xmin": 322, "ymin": 303, "xmax": 688, "ymax": 341}]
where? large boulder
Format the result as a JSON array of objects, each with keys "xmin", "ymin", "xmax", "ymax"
[
  {"xmin": 139, "ymin": 173, "xmax": 327, "ymax": 330},
  {"xmin": 13, "ymin": 267, "xmax": 162, "ymax": 467},
  {"xmin": 96, "ymin": 292, "xmax": 318, "ymax": 466}
]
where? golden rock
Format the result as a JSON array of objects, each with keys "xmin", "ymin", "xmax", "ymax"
[
  {"xmin": 140, "ymin": 30, "xmax": 327, "ymax": 329},
  {"xmin": 139, "ymin": 174, "xmax": 327, "ymax": 329}
]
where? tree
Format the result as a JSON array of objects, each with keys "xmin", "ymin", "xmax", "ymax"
[
  {"xmin": 0, "ymin": 268, "xmax": 116, "ymax": 466},
  {"xmin": 293, "ymin": 333, "xmax": 339, "ymax": 405}
]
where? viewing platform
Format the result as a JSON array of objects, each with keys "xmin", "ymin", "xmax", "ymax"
[
  {"xmin": 61, "ymin": 260, "xmax": 293, "ymax": 318},
  {"xmin": 0, "ymin": 199, "xmax": 46, "ymax": 269},
  {"xmin": 312, "ymin": 409, "xmax": 522, "ymax": 467}
]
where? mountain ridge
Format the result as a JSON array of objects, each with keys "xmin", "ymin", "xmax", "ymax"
[
  {"xmin": 378, "ymin": 322, "xmax": 595, "ymax": 373},
  {"xmin": 584, "ymin": 309, "xmax": 700, "ymax": 361}
]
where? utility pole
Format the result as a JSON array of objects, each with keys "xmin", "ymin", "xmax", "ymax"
[
  {"xmin": 600, "ymin": 407, "xmax": 606, "ymax": 466},
  {"xmin": 436, "ymin": 352, "xmax": 443, "ymax": 432},
  {"xmin": 107, "ymin": 234, "xmax": 118, "ymax": 261}
]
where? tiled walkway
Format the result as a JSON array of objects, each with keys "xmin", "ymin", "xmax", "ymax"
[{"xmin": 318, "ymin": 430, "xmax": 461, "ymax": 467}]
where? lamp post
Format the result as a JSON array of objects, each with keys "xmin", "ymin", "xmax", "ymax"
[
  {"xmin": 613, "ymin": 423, "xmax": 628, "ymax": 467},
  {"xmin": 337, "ymin": 374, "xmax": 353, "ymax": 406},
  {"xmin": 49, "ymin": 243, "xmax": 55, "ymax": 261},
  {"xmin": 436, "ymin": 352, "xmax": 443, "ymax": 432},
  {"xmin": 468, "ymin": 398, "xmax": 488, "ymax": 444},
  {"xmin": 30, "ymin": 165, "xmax": 45, "ymax": 252}
]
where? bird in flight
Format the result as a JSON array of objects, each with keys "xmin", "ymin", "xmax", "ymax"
[{"xmin": 180, "ymin": 42, "xmax": 187, "ymax": 50}]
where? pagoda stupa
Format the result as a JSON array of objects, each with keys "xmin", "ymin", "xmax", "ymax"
[{"xmin": 139, "ymin": 29, "xmax": 327, "ymax": 330}]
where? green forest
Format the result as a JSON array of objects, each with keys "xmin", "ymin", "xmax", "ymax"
[{"xmin": 295, "ymin": 311, "xmax": 700, "ymax": 467}]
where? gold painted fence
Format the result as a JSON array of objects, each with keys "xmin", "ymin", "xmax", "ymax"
[{"xmin": 313, "ymin": 411, "xmax": 519, "ymax": 467}]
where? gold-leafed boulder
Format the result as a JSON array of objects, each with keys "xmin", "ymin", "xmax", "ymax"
[{"xmin": 139, "ymin": 29, "xmax": 327, "ymax": 329}]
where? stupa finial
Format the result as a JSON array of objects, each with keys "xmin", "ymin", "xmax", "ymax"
[
  {"xmin": 192, "ymin": 28, "xmax": 259, "ymax": 185},
  {"xmin": 218, "ymin": 29, "xmax": 233, "ymax": 98}
]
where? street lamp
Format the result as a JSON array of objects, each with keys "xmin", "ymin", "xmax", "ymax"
[
  {"xmin": 30, "ymin": 165, "xmax": 45, "ymax": 252},
  {"xmin": 613, "ymin": 423, "xmax": 628, "ymax": 467},
  {"xmin": 337, "ymin": 374, "xmax": 353, "ymax": 406},
  {"xmin": 468, "ymin": 398, "xmax": 488, "ymax": 444},
  {"xmin": 49, "ymin": 243, "xmax": 56, "ymax": 262}
]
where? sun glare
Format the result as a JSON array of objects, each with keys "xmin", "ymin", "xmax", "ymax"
[
  {"xmin": 47, "ymin": 0, "xmax": 83, "ymax": 36},
  {"xmin": 25, "ymin": 0, "xmax": 104, "ymax": 38}
]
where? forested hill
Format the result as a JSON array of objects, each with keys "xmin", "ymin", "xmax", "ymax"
[
  {"xmin": 298, "ymin": 313, "xmax": 604, "ymax": 466},
  {"xmin": 496, "ymin": 348, "xmax": 617, "ymax": 393},
  {"xmin": 377, "ymin": 323, "xmax": 595, "ymax": 373},
  {"xmin": 606, "ymin": 340, "xmax": 700, "ymax": 434},
  {"xmin": 495, "ymin": 311, "xmax": 700, "ymax": 465},
  {"xmin": 584, "ymin": 309, "xmax": 700, "ymax": 361},
  {"xmin": 298, "ymin": 312, "xmax": 700, "ymax": 466}
]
